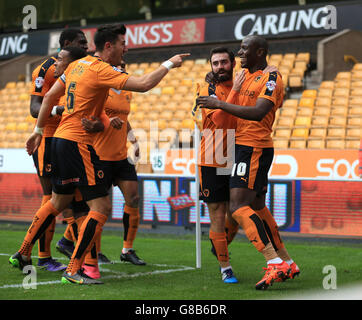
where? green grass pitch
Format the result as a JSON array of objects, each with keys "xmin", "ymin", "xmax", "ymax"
[{"xmin": 1, "ymin": 223, "xmax": 362, "ymax": 300}]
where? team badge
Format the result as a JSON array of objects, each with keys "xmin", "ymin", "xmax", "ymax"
[
  {"xmin": 35, "ymin": 77, "xmax": 44, "ymax": 89},
  {"xmin": 266, "ymin": 80, "xmax": 276, "ymax": 91},
  {"xmin": 97, "ymin": 170, "xmax": 104, "ymax": 179}
]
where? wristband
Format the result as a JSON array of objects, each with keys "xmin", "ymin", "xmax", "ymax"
[
  {"xmin": 161, "ymin": 60, "xmax": 174, "ymax": 71},
  {"xmin": 34, "ymin": 125, "xmax": 44, "ymax": 135},
  {"xmin": 51, "ymin": 106, "xmax": 58, "ymax": 117}
]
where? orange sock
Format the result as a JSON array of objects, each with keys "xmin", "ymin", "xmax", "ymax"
[
  {"xmin": 20, "ymin": 200, "xmax": 60, "ymax": 259},
  {"xmin": 256, "ymin": 206, "xmax": 284, "ymax": 251},
  {"xmin": 209, "ymin": 230, "xmax": 229, "ymax": 262},
  {"xmin": 66, "ymin": 211, "xmax": 107, "ymax": 275},
  {"xmin": 232, "ymin": 206, "xmax": 270, "ymax": 252},
  {"xmin": 37, "ymin": 195, "xmax": 54, "ymax": 259},
  {"xmin": 225, "ymin": 215, "xmax": 239, "ymax": 245},
  {"xmin": 122, "ymin": 205, "xmax": 139, "ymax": 249},
  {"xmin": 63, "ymin": 216, "xmax": 76, "ymax": 242}
]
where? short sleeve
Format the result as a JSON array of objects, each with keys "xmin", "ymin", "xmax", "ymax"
[
  {"xmin": 30, "ymin": 58, "xmax": 56, "ymax": 97},
  {"xmin": 96, "ymin": 63, "xmax": 130, "ymax": 90},
  {"xmin": 257, "ymin": 71, "xmax": 283, "ymax": 106}
]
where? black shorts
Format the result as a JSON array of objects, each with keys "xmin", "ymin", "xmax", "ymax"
[
  {"xmin": 229, "ymin": 144, "xmax": 274, "ymax": 195},
  {"xmin": 32, "ymin": 136, "xmax": 53, "ymax": 178},
  {"xmin": 102, "ymin": 158, "xmax": 138, "ymax": 189},
  {"xmin": 50, "ymin": 137, "xmax": 108, "ymax": 201},
  {"xmin": 199, "ymin": 165, "xmax": 230, "ymax": 203}
]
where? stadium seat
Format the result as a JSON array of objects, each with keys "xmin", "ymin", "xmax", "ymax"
[
  {"xmin": 309, "ymin": 128, "xmax": 327, "ymax": 139},
  {"xmin": 148, "ymin": 112, "xmax": 159, "ymax": 121},
  {"xmin": 282, "ymin": 99, "xmax": 298, "ymax": 108},
  {"xmin": 347, "ymin": 117, "xmax": 361, "ymax": 127},
  {"xmin": 332, "ymin": 97, "xmax": 349, "ymax": 106},
  {"xmin": 307, "ymin": 139, "xmax": 325, "ymax": 149},
  {"xmin": 281, "ymin": 108, "xmax": 297, "ymax": 117},
  {"xmin": 333, "ymin": 88, "xmax": 350, "ymax": 98},
  {"xmin": 5, "ymin": 82, "xmax": 16, "ymax": 89},
  {"xmin": 318, "ymin": 88, "xmax": 333, "ymax": 98},
  {"xmin": 168, "ymin": 120, "xmax": 181, "ymax": 130},
  {"xmin": 180, "ymin": 119, "xmax": 195, "ymax": 130},
  {"xmin": 159, "ymin": 111, "xmax": 173, "ymax": 120},
  {"xmin": 161, "ymin": 86, "xmax": 175, "ymax": 95},
  {"xmin": 311, "ymin": 116, "xmax": 329, "ymax": 127},
  {"xmin": 346, "ymin": 128, "xmax": 361, "ymax": 139},
  {"xmin": 326, "ymin": 128, "xmax": 345, "ymax": 139},
  {"xmin": 313, "ymin": 106, "xmax": 330, "ymax": 117},
  {"xmin": 297, "ymin": 107, "xmax": 313, "ymax": 117},
  {"xmin": 181, "ymin": 79, "xmax": 193, "ymax": 87},
  {"xmin": 302, "ymin": 90, "xmax": 317, "ymax": 99},
  {"xmin": 294, "ymin": 60, "xmax": 307, "ymax": 71},
  {"xmin": 335, "ymin": 72, "xmax": 351, "ymax": 81},
  {"xmin": 351, "ymin": 80, "xmax": 362, "ymax": 89},
  {"xmin": 289, "ymin": 75, "xmax": 303, "ymax": 88},
  {"xmin": 334, "ymin": 80, "xmax": 350, "ymax": 89},
  {"xmin": 273, "ymin": 139, "xmax": 289, "ymax": 149},
  {"xmin": 320, "ymin": 81, "xmax": 334, "ymax": 89},
  {"xmin": 349, "ymin": 106, "xmax": 362, "ymax": 116},
  {"xmin": 330, "ymin": 106, "xmax": 348, "ymax": 116},
  {"xmin": 295, "ymin": 52, "xmax": 310, "ymax": 63},
  {"xmin": 274, "ymin": 128, "xmax": 291, "ymax": 139},
  {"xmin": 315, "ymin": 97, "xmax": 332, "ymax": 107},
  {"xmin": 298, "ymin": 98, "xmax": 314, "ymax": 108},
  {"xmin": 290, "ymin": 139, "xmax": 306, "ymax": 149},
  {"xmin": 269, "ymin": 54, "xmax": 283, "ymax": 62},
  {"xmin": 326, "ymin": 139, "xmax": 345, "ymax": 149},
  {"xmin": 352, "ymin": 70, "xmax": 362, "ymax": 80},
  {"xmin": 329, "ymin": 116, "xmax": 346, "ymax": 127},
  {"xmin": 291, "ymin": 128, "xmax": 309, "ymax": 139},
  {"xmin": 277, "ymin": 117, "xmax": 294, "ymax": 127},
  {"xmin": 345, "ymin": 139, "xmax": 360, "ymax": 149},
  {"xmin": 174, "ymin": 110, "xmax": 187, "ymax": 120},
  {"xmin": 350, "ymin": 88, "xmax": 362, "ymax": 97},
  {"xmin": 352, "ymin": 63, "xmax": 362, "ymax": 71}
]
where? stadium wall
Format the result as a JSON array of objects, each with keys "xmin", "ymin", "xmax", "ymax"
[{"xmin": 0, "ymin": 149, "xmax": 360, "ymax": 238}]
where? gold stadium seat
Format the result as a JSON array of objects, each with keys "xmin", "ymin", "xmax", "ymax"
[
  {"xmin": 326, "ymin": 139, "xmax": 345, "ymax": 149},
  {"xmin": 269, "ymin": 54, "xmax": 283, "ymax": 62},
  {"xmin": 295, "ymin": 52, "xmax": 310, "ymax": 63},
  {"xmin": 159, "ymin": 111, "xmax": 173, "ymax": 120},
  {"xmin": 290, "ymin": 67, "xmax": 305, "ymax": 77},
  {"xmin": 318, "ymin": 88, "xmax": 333, "ymax": 98},
  {"xmin": 309, "ymin": 128, "xmax": 327, "ymax": 139},
  {"xmin": 148, "ymin": 112, "xmax": 159, "ymax": 121},
  {"xmin": 282, "ymin": 99, "xmax": 298, "ymax": 108},
  {"xmin": 333, "ymin": 88, "xmax": 350, "ymax": 98},
  {"xmin": 169, "ymin": 120, "xmax": 181, "ymax": 131},
  {"xmin": 334, "ymin": 80, "xmax": 351, "ymax": 89},
  {"xmin": 352, "ymin": 63, "xmax": 362, "ymax": 71},
  {"xmin": 161, "ymin": 86, "xmax": 175, "ymax": 95},
  {"xmin": 157, "ymin": 119, "xmax": 167, "ymax": 130},
  {"xmin": 281, "ymin": 108, "xmax": 297, "ymax": 117},
  {"xmin": 5, "ymin": 122, "xmax": 17, "ymax": 131},
  {"xmin": 302, "ymin": 90, "xmax": 317, "ymax": 99},
  {"xmin": 174, "ymin": 110, "xmax": 187, "ymax": 120},
  {"xmin": 294, "ymin": 116, "xmax": 311, "ymax": 127},
  {"xmin": 180, "ymin": 119, "xmax": 195, "ymax": 130},
  {"xmin": 181, "ymin": 79, "xmax": 193, "ymax": 87},
  {"xmin": 320, "ymin": 81, "xmax": 334, "ymax": 89},
  {"xmin": 311, "ymin": 116, "xmax": 329, "ymax": 127},
  {"xmin": 346, "ymin": 128, "xmax": 361, "ymax": 139},
  {"xmin": 307, "ymin": 139, "xmax": 325, "ymax": 149},
  {"xmin": 329, "ymin": 116, "xmax": 346, "ymax": 127},
  {"xmin": 280, "ymin": 59, "xmax": 294, "ymax": 69},
  {"xmin": 351, "ymin": 80, "xmax": 362, "ymax": 89},
  {"xmin": 290, "ymin": 139, "xmax": 306, "ymax": 149},
  {"xmin": 330, "ymin": 106, "xmax": 348, "ymax": 117},
  {"xmin": 345, "ymin": 139, "xmax": 360, "ymax": 149},
  {"xmin": 298, "ymin": 98, "xmax": 314, "ymax": 108},
  {"xmin": 294, "ymin": 60, "xmax": 307, "ymax": 71},
  {"xmin": 332, "ymin": 97, "xmax": 349, "ymax": 106},
  {"xmin": 297, "ymin": 107, "xmax": 313, "ymax": 117},
  {"xmin": 313, "ymin": 107, "xmax": 330, "ymax": 117},
  {"xmin": 291, "ymin": 128, "xmax": 309, "ymax": 139},
  {"xmin": 277, "ymin": 117, "xmax": 294, "ymax": 127},
  {"xmin": 288, "ymin": 75, "xmax": 302, "ymax": 88},
  {"xmin": 5, "ymin": 82, "xmax": 16, "ymax": 89},
  {"xmin": 273, "ymin": 139, "xmax": 289, "ymax": 149},
  {"xmin": 335, "ymin": 72, "xmax": 351, "ymax": 81},
  {"xmin": 17, "ymin": 122, "xmax": 29, "ymax": 132},
  {"xmin": 326, "ymin": 127, "xmax": 345, "ymax": 139},
  {"xmin": 350, "ymin": 88, "xmax": 362, "ymax": 97},
  {"xmin": 315, "ymin": 97, "xmax": 332, "ymax": 107},
  {"xmin": 347, "ymin": 117, "xmax": 361, "ymax": 127},
  {"xmin": 176, "ymin": 86, "xmax": 189, "ymax": 94},
  {"xmin": 352, "ymin": 70, "xmax": 362, "ymax": 80},
  {"xmin": 348, "ymin": 106, "xmax": 362, "ymax": 116}
]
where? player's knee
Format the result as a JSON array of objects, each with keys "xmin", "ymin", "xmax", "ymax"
[{"xmin": 127, "ymin": 194, "xmax": 140, "ymax": 208}]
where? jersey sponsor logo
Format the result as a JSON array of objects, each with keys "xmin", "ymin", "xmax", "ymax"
[
  {"xmin": 266, "ymin": 80, "xmax": 276, "ymax": 92},
  {"xmin": 35, "ymin": 76, "xmax": 44, "ymax": 89},
  {"xmin": 61, "ymin": 177, "xmax": 80, "ymax": 185}
]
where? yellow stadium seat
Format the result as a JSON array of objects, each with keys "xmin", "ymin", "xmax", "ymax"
[
  {"xmin": 181, "ymin": 119, "xmax": 195, "ymax": 130},
  {"xmin": 5, "ymin": 82, "xmax": 16, "ymax": 89},
  {"xmin": 294, "ymin": 61, "xmax": 307, "ymax": 70},
  {"xmin": 291, "ymin": 128, "xmax": 309, "ymax": 139},
  {"xmin": 327, "ymin": 128, "xmax": 345, "ymax": 139},
  {"xmin": 330, "ymin": 106, "xmax": 348, "ymax": 116},
  {"xmin": 290, "ymin": 139, "xmax": 306, "ymax": 149},
  {"xmin": 5, "ymin": 122, "xmax": 17, "ymax": 131},
  {"xmin": 349, "ymin": 97, "xmax": 362, "ymax": 107},
  {"xmin": 311, "ymin": 116, "xmax": 329, "ymax": 127},
  {"xmin": 295, "ymin": 52, "xmax": 310, "ymax": 63},
  {"xmin": 347, "ymin": 117, "xmax": 361, "ymax": 127},
  {"xmin": 348, "ymin": 106, "xmax": 362, "ymax": 116},
  {"xmin": 133, "ymin": 112, "xmax": 145, "ymax": 121},
  {"xmin": 326, "ymin": 140, "xmax": 345, "ymax": 149},
  {"xmin": 273, "ymin": 139, "xmax": 289, "ymax": 149},
  {"xmin": 278, "ymin": 66, "xmax": 290, "ymax": 77},
  {"xmin": 313, "ymin": 107, "xmax": 330, "ymax": 117},
  {"xmin": 161, "ymin": 86, "xmax": 175, "ymax": 95},
  {"xmin": 297, "ymin": 107, "xmax": 313, "ymax": 117},
  {"xmin": 334, "ymin": 80, "xmax": 350, "ymax": 89},
  {"xmin": 270, "ymin": 54, "xmax": 283, "ymax": 62},
  {"xmin": 290, "ymin": 67, "xmax": 305, "ymax": 77},
  {"xmin": 281, "ymin": 108, "xmax": 297, "ymax": 117},
  {"xmin": 335, "ymin": 72, "xmax": 351, "ymax": 81},
  {"xmin": 320, "ymin": 81, "xmax": 334, "ymax": 89},
  {"xmin": 307, "ymin": 139, "xmax": 325, "ymax": 149},
  {"xmin": 148, "ymin": 112, "xmax": 159, "ymax": 121},
  {"xmin": 345, "ymin": 139, "xmax": 360, "ymax": 149},
  {"xmin": 315, "ymin": 97, "xmax": 332, "ymax": 107},
  {"xmin": 183, "ymin": 60, "xmax": 195, "ymax": 67},
  {"xmin": 280, "ymin": 59, "xmax": 294, "ymax": 69},
  {"xmin": 309, "ymin": 128, "xmax": 327, "ymax": 139},
  {"xmin": 334, "ymin": 88, "xmax": 350, "ymax": 97},
  {"xmin": 174, "ymin": 110, "xmax": 187, "ymax": 120},
  {"xmin": 332, "ymin": 97, "xmax": 349, "ymax": 106},
  {"xmin": 283, "ymin": 99, "xmax": 298, "ymax": 108},
  {"xmin": 288, "ymin": 75, "xmax": 302, "ymax": 88},
  {"xmin": 329, "ymin": 116, "xmax": 346, "ymax": 127},
  {"xmin": 18, "ymin": 93, "xmax": 29, "ymax": 101},
  {"xmin": 346, "ymin": 128, "xmax": 361, "ymax": 139},
  {"xmin": 168, "ymin": 120, "xmax": 181, "ymax": 131},
  {"xmin": 318, "ymin": 88, "xmax": 333, "ymax": 98},
  {"xmin": 352, "ymin": 63, "xmax": 362, "ymax": 71},
  {"xmin": 302, "ymin": 90, "xmax": 317, "ymax": 99},
  {"xmin": 352, "ymin": 70, "xmax": 362, "ymax": 80},
  {"xmin": 298, "ymin": 98, "xmax": 314, "ymax": 108},
  {"xmin": 17, "ymin": 122, "xmax": 29, "ymax": 132},
  {"xmin": 160, "ymin": 111, "xmax": 173, "ymax": 120},
  {"xmin": 294, "ymin": 116, "xmax": 311, "ymax": 127},
  {"xmin": 351, "ymin": 80, "xmax": 362, "ymax": 89},
  {"xmin": 277, "ymin": 117, "xmax": 294, "ymax": 127},
  {"xmin": 177, "ymin": 86, "xmax": 189, "ymax": 94},
  {"xmin": 350, "ymin": 88, "xmax": 362, "ymax": 97}
]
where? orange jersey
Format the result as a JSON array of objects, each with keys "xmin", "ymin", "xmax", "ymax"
[
  {"xmin": 93, "ymin": 88, "xmax": 132, "ymax": 161},
  {"xmin": 199, "ymin": 81, "xmax": 234, "ymax": 167},
  {"xmin": 30, "ymin": 56, "xmax": 61, "ymax": 137},
  {"xmin": 226, "ymin": 69, "xmax": 284, "ymax": 148},
  {"xmin": 54, "ymin": 55, "xmax": 130, "ymax": 145}
]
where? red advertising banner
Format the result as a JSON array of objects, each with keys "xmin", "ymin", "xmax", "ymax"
[
  {"xmin": 300, "ymin": 180, "xmax": 362, "ymax": 236},
  {"xmin": 82, "ymin": 18, "xmax": 205, "ymax": 51}
]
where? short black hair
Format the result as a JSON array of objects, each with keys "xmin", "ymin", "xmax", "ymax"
[
  {"xmin": 59, "ymin": 28, "xmax": 85, "ymax": 49},
  {"xmin": 94, "ymin": 23, "xmax": 127, "ymax": 52},
  {"xmin": 209, "ymin": 47, "xmax": 235, "ymax": 64},
  {"xmin": 244, "ymin": 35, "xmax": 269, "ymax": 56},
  {"xmin": 62, "ymin": 46, "xmax": 87, "ymax": 61}
]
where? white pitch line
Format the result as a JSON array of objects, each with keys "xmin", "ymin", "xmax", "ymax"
[{"xmin": 0, "ymin": 252, "xmax": 195, "ymax": 289}]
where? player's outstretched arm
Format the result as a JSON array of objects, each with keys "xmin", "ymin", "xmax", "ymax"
[{"xmin": 123, "ymin": 53, "xmax": 190, "ymax": 92}]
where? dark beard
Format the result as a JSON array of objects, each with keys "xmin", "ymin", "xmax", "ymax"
[{"xmin": 212, "ymin": 69, "xmax": 232, "ymax": 83}]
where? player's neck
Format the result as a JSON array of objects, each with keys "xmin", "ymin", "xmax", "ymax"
[
  {"xmin": 248, "ymin": 60, "xmax": 267, "ymax": 74},
  {"xmin": 94, "ymin": 51, "xmax": 108, "ymax": 63}
]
